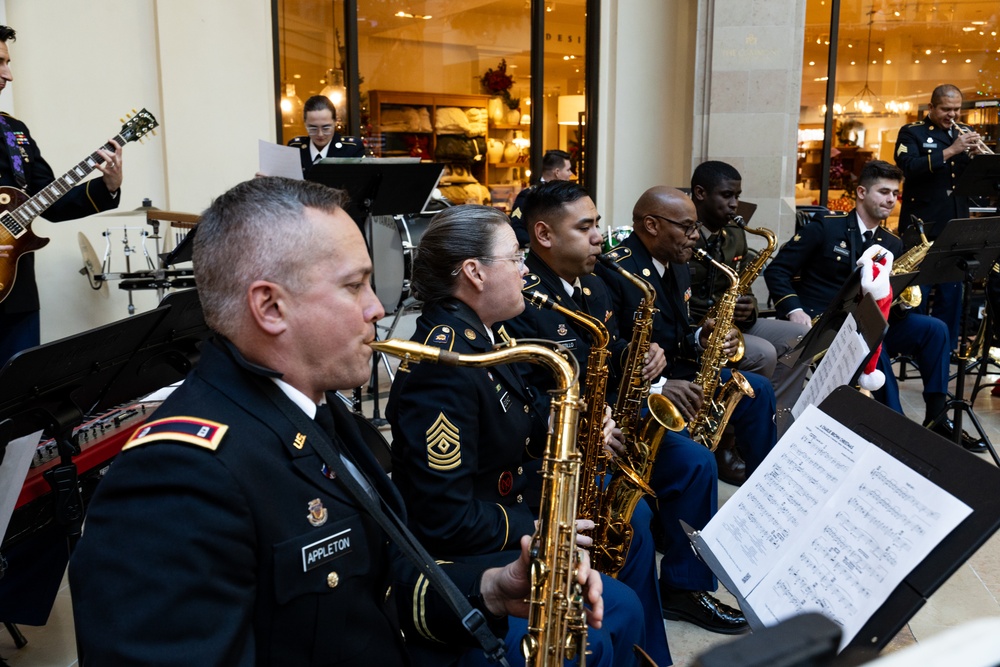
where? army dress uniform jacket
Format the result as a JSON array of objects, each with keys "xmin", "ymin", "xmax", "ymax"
[
  {"xmin": 894, "ymin": 116, "xmax": 973, "ymax": 240},
  {"xmin": 0, "ymin": 112, "xmax": 120, "ymax": 315},
  {"xmin": 70, "ymin": 338, "xmax": 495, "ymax": 666},
  {"xmin": 386, "ymin": 299, "xmax": 547, "ymax": 560},
  {"xmin": 498, "ymin": 252, "xmax": 628, "ymax": 411},
  {"xmin": 764, "ymin": 210, "xmax": 902, "ymax": 319},
  {"xmin": 289, "ymin": 133, "xmax": 366, "ymax": 172},
  {"xmin": 595, "ymin": 232, "xmax": 701, "ymax": 381},
  {"xmin": 690, "ymin": 223, "xmax": 759, "ymax": 329}
]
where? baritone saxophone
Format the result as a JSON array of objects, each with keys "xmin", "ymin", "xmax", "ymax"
[{"xmin": 369, "ymin": 337, "xmax": 588, "ymax": 666}]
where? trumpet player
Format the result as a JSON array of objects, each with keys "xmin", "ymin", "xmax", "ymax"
[
  {"xmin": 499, "ymin": 180, "xmax": 731, "ymax": 658},
  {"xmin": 894, "ymin": 84, "xmax": 983, "ymax": 349},
  {"xmin": 689, "ymin": 161, "xmax": 811, "ymax": 457},
  {"xmin": 386, "ymin": 205, "xmax": 647, "ymax": 666},
  {"xmin": 764, "ymin": 160, "xmax": 985, "ymax": 452}
]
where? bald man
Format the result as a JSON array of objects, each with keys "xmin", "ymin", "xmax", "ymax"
[{"xmin": 597, "ymin": 186, "xmax": 778, "ymax": 633}]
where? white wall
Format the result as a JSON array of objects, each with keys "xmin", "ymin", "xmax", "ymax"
[{"xmin": 4, "ymin": 0, "xmax": 274, "ymax": 343}]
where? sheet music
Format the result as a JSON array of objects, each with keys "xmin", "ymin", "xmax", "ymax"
[
  {"xmin": 792, "ymin": 313, "xmax": 869, "ymax": 419},
  {"xmin": 701, "ymin": 405, "xmax": 972, "ymax": 650},
  {"xmin": 258, "ymin": 140, "xmax": 303, "ymax": 179},
  {"xmin": 0, "ymin": 430, "xmax": 44, "ymax": 542}
]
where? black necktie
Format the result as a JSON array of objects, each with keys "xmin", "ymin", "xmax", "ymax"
[
  {"xmin": 314, "ymin": 152, "xmax": 324, "ymax": 163},
  {"xmin": 314, "ymin": 403, "xmax": 337, "ymax": 438},
  {"xmin": 862, "ymin": 230, "xmax": 873, "ymax": 245},
  {"xmin": 571, "ymin": 285, "xmax": 584, "ymax": 309}
]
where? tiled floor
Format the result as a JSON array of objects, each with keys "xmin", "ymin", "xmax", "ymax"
[{"xmin": 3, "ymin": 344, "xmax": 999, "ymax": 666}]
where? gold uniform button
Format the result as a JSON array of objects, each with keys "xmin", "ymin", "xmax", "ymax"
[
  {"xmin": 523, "ymin": 405, "xmax": 529, "ymax": 413},
  {"xmin": 525, "ymin": 437, "xmax": 530, "ymax": 446},
  {"xmin": 327, "ymin": 572, "xmax": 340, "ymax": 588},
  {"xmin": 517, "ymin": 466, "xmax": 524, "ymax": 475},
  {"xmin": 516, "ymin": 494, "xmax": 524, "ymax": 504}
]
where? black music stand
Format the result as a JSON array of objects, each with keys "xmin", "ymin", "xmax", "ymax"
[
  {"xmin": 0, "ymin": 308, "xmax": 167, "ymax": 635},
  {"xmin": 954, "ymin": 153, "xmax": 1000, "ymax": 204},
  {"xmin": 306, "ymin": 163, "xmax": 444, "ymax": 425},
  {"xmin": 919, "ymin": 216, "xmax": 1000, "ymax": 464},
  {"xmin": 685, "ymin": 386, "xmax": 1000, "ymax": 654}
]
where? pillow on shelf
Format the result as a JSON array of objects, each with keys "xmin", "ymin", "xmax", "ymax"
[{"xmin": 435, "ymin": 107, "xmax": 472, "ymax": 134}]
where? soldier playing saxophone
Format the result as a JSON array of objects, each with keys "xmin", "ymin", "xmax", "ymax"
[
  {"xmin": 690, "ymin": 162, "xmax": 809, "ymax": 445},
  {"xmin": 500, "ymin": 181, "xmax": 738, "ymax": 651}
]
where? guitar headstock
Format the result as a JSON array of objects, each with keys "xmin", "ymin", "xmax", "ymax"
[{"xmin": 119, "ymin": 108, "xmax": 159, "ymax": 144}]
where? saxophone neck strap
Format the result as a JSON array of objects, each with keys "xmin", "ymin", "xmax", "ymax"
[{"xmin": 263, "ymin": 381, "xmax": 511, "ymax": 667}]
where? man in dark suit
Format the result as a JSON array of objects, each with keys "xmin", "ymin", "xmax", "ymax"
[
  {"xmin": 894, "ymin": 84, "xmax": 986, "ymax": 349},
  {"xmin": 499, "ymin": 181, "xmax": 745, "ymax": 649},
  {"xmin": 596, "ymin": 187, "xmax": 778, "ymax": 478},
  {"xmin": 0, "ymin": 25, "xmax": 123, "ymax": 362},
  {"xmin": 764, "ymin": 160, "xmax": 983, "ymax": 451},
  {"xmin": 288, "ymin": 95, "xmax": 365, "ymax": 171},
  {"xmin": 69, "ymin": 178, "xmax": 582, "ymax": 666}
]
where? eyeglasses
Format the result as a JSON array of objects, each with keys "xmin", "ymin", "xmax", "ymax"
[
  {"xmin": 481, "ymin": 250, "xmax": 527, "ymax": 268},
  {"xmin": 645, "ymin": 214, "xmax": 702, "ymax": 237},
  {"xmin": 306, "ymin": 125, "xmax": 335, "ymax": 136},
  {"xmin": 450, "ymin": 250, "xmax": 527, "ymax": 275}
]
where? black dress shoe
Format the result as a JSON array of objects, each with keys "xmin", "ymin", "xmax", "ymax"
[
  {"xmin": 929, "ymin": 419, "xmax": 987, "ymax": 453},
  {"xmin": 661, "ymin": 589, "xmax": 749, "ymax": 635},
  {"xmin": 714, "ymin": 432, "xmax": 746, "ymax": 486}
]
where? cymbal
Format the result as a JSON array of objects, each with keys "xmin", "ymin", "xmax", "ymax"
[
  {"xmin": 77, "ymin": 232, "xmax": 108, "ymax": 294},
  {"xmin": 100, "ymin": 204, "xmax": 162, "ymax": 217}
]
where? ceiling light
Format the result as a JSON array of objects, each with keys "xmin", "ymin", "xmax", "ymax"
[
  {"xmin": 942, "ymin": 58, "xmax": 948, "ymax": 63},
  {"xmin": 925, "ymin": 49, "xmax": 932, "ymax": 55},
  {"xmin": 886, "ymin": 59, "xmax": 891, "ymax": 64}
]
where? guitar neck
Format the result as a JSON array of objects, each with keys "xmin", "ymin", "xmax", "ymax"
[{"xmin": 8, "ymin": 133, "xmax": 125, "ymax": 226}]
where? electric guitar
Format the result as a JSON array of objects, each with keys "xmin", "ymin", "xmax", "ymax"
[{"xmin": 0, "ymin": 108, "xmax": 158, "ymax": 305}]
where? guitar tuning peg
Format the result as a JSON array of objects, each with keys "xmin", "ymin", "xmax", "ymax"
[
  {"xmin": 151, "ymin": 130, "xmax": 157, "ymax": 136},
  {"xmin": 131, "ymin": 108, "xmax": 137, "ymax": 113},
  {"xmin": 119, "ymin": 117, "xmax": 125, "ymax": 124}
]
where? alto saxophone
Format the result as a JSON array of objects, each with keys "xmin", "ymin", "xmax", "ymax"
[
  {"xmin": 594, "ymin": 255, "xmax": 685, "ymax": 575},
  {"xmin": 687, "ymin": 249, "xmax": 755, "ymax": 451},
  {"xmin": 369, "ymin": 337, "xmax": 587, "ymax": 666},
  {"xmin": 523, "ymin": 291, "xmax": 616, "ymax": 527},
  {"xmin": 893, "ymin": 216, "xmax": 932, "ymax": 308}
]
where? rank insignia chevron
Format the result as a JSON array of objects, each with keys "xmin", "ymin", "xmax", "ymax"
[{"xmin": 426, "ymin": 412, "xmax": 462, "ymax": 471}]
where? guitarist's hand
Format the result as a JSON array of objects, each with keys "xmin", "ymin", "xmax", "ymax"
[
  {"xmin": 0, "ymin": 245, "xmax": 11, "ymax": 258},
  {"xmin": 95, "ymin": 140, "xmax": 124, "ymax": 194}
]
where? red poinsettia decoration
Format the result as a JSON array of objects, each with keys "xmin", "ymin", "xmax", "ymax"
[{"xmin": 481, "ymin": 59, "xmax": 514, "ymax": 97}]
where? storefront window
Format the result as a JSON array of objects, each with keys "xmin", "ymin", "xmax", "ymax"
[
  {"xmin": 275, "ymin": 0, "xmax": 591, "ymax": 212},
  {"xmin": 799, "ymin": 0, "xmax": 1000, "ymax": 212}
]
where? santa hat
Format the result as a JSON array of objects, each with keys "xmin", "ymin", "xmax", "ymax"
[{"xmin": 857, "ymin": 244, "xmax": 894, "ymax": 392}]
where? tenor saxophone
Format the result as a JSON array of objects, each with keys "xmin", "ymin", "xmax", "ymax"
[
  {"xmin": 369, "ymin": 337, "xmax": 587, "ymax": 666},
  {"xmin": 593, "ymin": 254, "xmax": 685, "ymax": 575},
  {"xmin": 687, "ymin": 249, "xmax": 755, "ymax": 451}
]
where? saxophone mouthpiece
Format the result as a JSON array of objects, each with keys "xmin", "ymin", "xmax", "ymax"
[
  {"xmin": 731, "ymin": 215, "xmax": 745, "ymax": 228},
  {"xmin": 692, "ymin": 248, "xmax": 709, "ymax": 262},
  {"xmin": 525, "ymin": 290, "xmax": 552, "ymax": 310}
]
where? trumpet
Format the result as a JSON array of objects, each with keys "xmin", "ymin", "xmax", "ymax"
[{"xmin": 955, "ymin": 124, "xmax": 995, "ymax": 155}]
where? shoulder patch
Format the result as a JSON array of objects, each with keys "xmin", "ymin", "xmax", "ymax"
[
  {"xmin": 896, "ymin": 144, "xmax": 908, "ymax": 156},
  {"xmin": 123, "ymin": 417, "xmax": 229, "ymax": 452},
  {"xmin": 288, "ymin": 136, "xmax": 309, "ymax": 149},
  {"xmin": 423, "ymin": 324, "xmax": 455, "ymax": 351},
  {"xmin": 521, "ymin": 273, "xmax": 541, "ymax": 291},
  {"xmin": 426, "ymin": 412, "xmax": 461, "ymax": 471},
  {"xmin": 510, "ymin": 207, "xmax": 522, "ymax": 220},
  {"xmin": 606, "ymin": 247, "xmax": 632, "ymax": 262}
]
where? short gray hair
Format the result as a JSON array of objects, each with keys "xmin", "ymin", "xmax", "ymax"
[{"xmin": 193, "ymin": 177, "xmax": 346, "ymax": 338}]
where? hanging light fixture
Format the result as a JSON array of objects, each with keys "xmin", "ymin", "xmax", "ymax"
[
  {"xmin": 833, "ymin": 6, "xmax": 910, "ymax": 118},
  {"xmin": 320, "ymin": 24, "xmax": 348, "ymax": 125},
  {"xmin": 279, "ymin": 0, "xmax": 302, "ymax": 128}
]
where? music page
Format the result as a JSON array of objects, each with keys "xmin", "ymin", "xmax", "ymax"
[
  {"xmin": 792, "ymin": 313, "xmax": 869, "ymax": 419},
  {"xmin": 701, "ymin": 404, "xmax": 972, "ymax": 650}
]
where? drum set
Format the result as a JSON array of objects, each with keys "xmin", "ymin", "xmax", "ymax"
[
  {"xmin": 368, "ymin": 212, "xmax": 432, "ymax": 330},
  {"xmin": 78, "ymin": 203, "xmax": 198, "ymax": 314}
]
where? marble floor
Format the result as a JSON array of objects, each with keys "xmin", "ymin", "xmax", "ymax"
[{"xmin": 2, "ymin": 350, "xmax": 1000, "ymax": 666}]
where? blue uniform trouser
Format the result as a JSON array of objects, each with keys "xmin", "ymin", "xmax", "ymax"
[
  {"xmin": 0, "ymin": 310, "xmax": 40, "ymax": 365},
  {"xmin": 724, "ymin": 369, "xmax": 778, "ymax": 477},
  {"xmin": 923, "ymin": 280, "xmax": 963, "ymax": 351},
  {"xmin": 648, "ymin": 429, "xmax": 718, "ymax": 593},
  {"xmin": 873, "ymin": 312, "xmax": 950, "ymax": 416},
  {"xmin": 617, "ymin": 500, "xmax": 671, "ymax": 665},
  {"xmin": 460, "ymin": 574, "xmax": 645, "ymax": 667}
]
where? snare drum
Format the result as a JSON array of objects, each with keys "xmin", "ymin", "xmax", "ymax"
[
  {"xmin": 603, "ymin": 226, "xmax": 633, "ymax": 253},
  {"xmin": 369, "ymin": 213, "xmax": 432, "ymax": 315}
]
